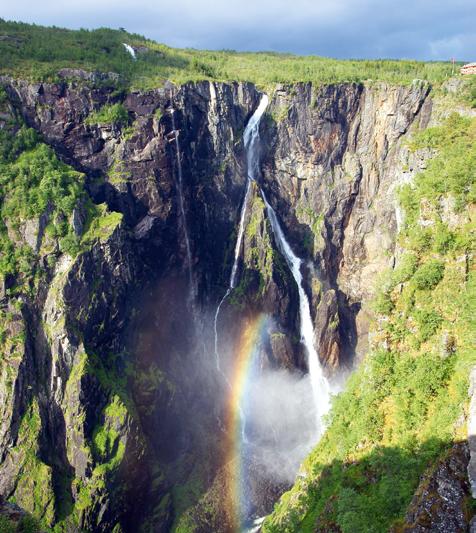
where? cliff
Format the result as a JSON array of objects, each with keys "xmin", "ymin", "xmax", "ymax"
[{"xmin": 0, "ymin": 71, "xmax": 473, "ymax": 532}]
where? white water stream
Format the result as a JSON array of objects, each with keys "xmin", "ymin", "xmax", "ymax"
[
  {"xmin": 213, "ymin": 92, "xmax": 331, "ymax": 433},
  {"xmin": 122, "ymin": 43, "xmax": 136, "ymax": 59},
  {"xmin": 261, "ymin": 191, "xmax": 331, "ymax": 432},
  {"xmin": 169, "ymin": 108, "xmax": 194, "ymax": 294},
  {"xmin": 213, "ymin": 95, "xmax": 269, "ymax": 373}
]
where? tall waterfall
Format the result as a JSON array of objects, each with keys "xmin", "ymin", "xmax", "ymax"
[
  {"xmin": 169, "ymin": 108, "xmax": 194, "ymax": 293},
  {"xmin": 261, "ymin": 191, "xmax": 331, "ymax": 432},
  {"xmin": 214, "ymin": 92, "xmax": 330, "ymax": 442},
  {"xmin": 214, "ymin": 95, "xmax": 269, "ymax": 373}
]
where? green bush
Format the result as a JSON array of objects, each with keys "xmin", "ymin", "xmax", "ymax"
[
  {"xmin": 0, "ymin": 516, "xmax": 15, "ymax": 533},
  {"xmin": 18, "ymin": 515, "xmax": 41, "ymax": 533},
  {"xmin": 391, "ymin": 252, "xmax": 418, "ymax": 284},
  {"xmin": 413, "ymin": 309, "xmax": 443, "ymax": 342},
  {"xmin": 86, "ymin": 103, "xmax": 129, "ymax": 127},
  {"xmin": 466, "ymin": 76, "xmax": 476, "ymax": 108},
  {"xmin": 412, "ymin": 259, "xmax": 445, "ymax": 290},
  {"xmin": 59, "ymin": 232, "xmax": 81, "ymax": 256},
  {"xmin": 373, "ymin": 290, "xmax": 394, "ymax": 315},
  {"xmin": 433, "ymin": 223, "xmax": 455, "ymax": 254}
]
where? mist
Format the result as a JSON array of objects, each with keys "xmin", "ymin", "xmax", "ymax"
[{"xmin": 244, "ymin": 368, "xmax": 319, "ymax": 483}]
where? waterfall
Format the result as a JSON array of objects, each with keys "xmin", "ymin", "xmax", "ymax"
[
  {"xmin": 169, "ymin": 108, "xmax": 194, "ymax": 294},
  {"xmin": 261, "ymin": 191, "xmax": 331, "ymax": 432},
  {"xmin": 214, "ymin": 94, "xmax": 269, "ymax": 373},
  {"xmin": 214, "ymin": 92, "xmax": 330, "ymax": 444},
  {"xmin": 213, "ymin": 95, "xmax": 269, "ymax": 445},
  {"xmin": 122, "ymin": 43, "xmax": 136, "ymax": 59}
]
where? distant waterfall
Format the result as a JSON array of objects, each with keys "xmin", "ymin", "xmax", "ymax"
[
  {"xmin": 169, "ymin": 108, "xmax": 194, "ymax": 293},
  {"xmin": 214, "ymin": 95, "xmax": 269, "ymax": 373},
  {"xmin": 260, "ymin": 191, "xmax": 332, "ymax": 433},
  {"xmin": 122, "ymin": 43, "xmax": 136, "ymax": 59}
]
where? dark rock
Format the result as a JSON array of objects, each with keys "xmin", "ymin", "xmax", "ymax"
[{"xmin": 395, "ymin": 443, "xmax": 471, "ymax": 533}]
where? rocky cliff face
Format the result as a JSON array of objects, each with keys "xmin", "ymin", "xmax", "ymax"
[
  {"xmin": 261, "ymin": 81, "xmax": 432, "ymax": 368},
  {"xmin": 0, "ymin": 75, "xmax": 435, "ymax": 530}
]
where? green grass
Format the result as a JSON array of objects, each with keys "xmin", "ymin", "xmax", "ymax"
[
  {"xmin": 263, "ymin": 113, "xmax": 476, "ymax": 532},
  {"xmin": 0, "ymin": 19, "xmax": 458, "ymax": 89},
  {"xmin": 85, "ymin": 103, "xmax": 129, "ymax": 127}
]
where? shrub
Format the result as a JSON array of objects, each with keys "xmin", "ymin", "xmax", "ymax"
[
  {"xmin": 433, "ymin": 223, "xmax": 455, "ymax": 254},
  {"xmin": 413, "ymin": 309, "xmax": 443, "ymax": 342},
  {"xmin": 86, "ymin": 103, "xmax": 129, "ymax": 127},
  {"xmin": 391, "ymin": 252, "xmax": 418, "ymax": 285},
  {"xmin": 412, "ymin": 259, "xmax": 445, "ymax": 290},
  {"xmin": 18, "ymin": 515, "xmax": 42, "ymax": 533},
  {"xmin": 59, "ymin": 232, "xmax": 81, "ymax": 257},
  {"xmin": 373, "ymin": 290, "xmax": 394, "ymax": 315},
  {"xmin": 0, "ymin": 516, "xmax": 15, "ymax": 533}
]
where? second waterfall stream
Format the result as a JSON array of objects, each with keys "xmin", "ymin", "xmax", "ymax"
[{"xmin": 214, "ymin": 93, "xmax": 332, "ymax": 437}]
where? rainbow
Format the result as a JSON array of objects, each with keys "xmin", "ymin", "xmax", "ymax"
[{"xmin": 225, "ymin": 313, "xmax": 268, "ymax": 532}]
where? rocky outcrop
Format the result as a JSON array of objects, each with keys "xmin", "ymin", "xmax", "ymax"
[{"xmin": 395, "ymin": 443, "xmax": 471, "ymax": 533}]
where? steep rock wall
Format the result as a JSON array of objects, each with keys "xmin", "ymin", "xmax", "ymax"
[{"xmin": 0, "ymin": 76, "xmax": 433, "ymax": 530}]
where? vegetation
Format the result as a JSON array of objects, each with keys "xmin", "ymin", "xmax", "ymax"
[
  {"xmin": 9, "ymin": 401, "xmax": 56, "ymax": 528},
  {"xmin": 0, "ymin": 514, "xmax": 42, "ymax": 533},
  {"xmin": 466, "ymin": 75, "xmax": 476, "ymax": 108},
  {"xmin": 0, "ymin": 119, "xmax": 83, "ymax": 288},
  {"xmin": 0, "ymin": 19, "xmax": 458, "ymax": 89},
  {"xmin": 263, "ymin": 113, "xmax": 476, "ymax": 532},
  {"xmin": 0, "ymin": 102, "xmax": 123, "ymax": 294},
  {"xmin": 85, "ymin": 103, "xmax": 129, "ymax": 127}
]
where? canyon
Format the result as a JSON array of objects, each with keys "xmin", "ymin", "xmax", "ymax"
[{"xmin": 0, "ymin": 71, "xmax": 473, "ymax": 532}]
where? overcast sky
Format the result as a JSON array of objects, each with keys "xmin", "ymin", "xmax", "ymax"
[{"xmin": 1, "ymin": 0, "xmax": 475, "ymax": 61}]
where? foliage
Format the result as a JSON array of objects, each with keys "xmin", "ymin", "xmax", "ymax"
[
  {"xmin": 0, "ymin": 515, "xmax": 41, "ymax": 533},
  {"xmin": 92, "ymin": 394, "xmax": 126, "ymax": 466},
  {"xmin": 263, "ymin": 113, "xmax": 476, "ymax": 532},
  {"xmin": 0, "ymin": 116, "xmax": 123, "ymax": 294},
  {"xmin": 0, "ymin": 19, "xmax": 456, "ymax": 88},
  {"xmin": 405, "ymin": 113, "xmax": 476, "ymax": 210},
  {"xmin": 466, "ymin": 75, "xmax": 476, "ymax": 108},
  {"xmin": 0, "ymin": 122, "xmax": 84, "ymax": 288},
  {"xmin": 9, "ymin": 401, "xmax": 56, "ymax": 528},
  {"xmin": 86, "ymin": 103, "xmax": 129, "ymax": 127},
  {"xmin": 412, "ymin": 259, "xmax": 445, "ymax": 290}
]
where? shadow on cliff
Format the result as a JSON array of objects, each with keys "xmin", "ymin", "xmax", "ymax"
[{"xmin": 276, "ymin": 438, "xmax": 472, "ymax": 533}]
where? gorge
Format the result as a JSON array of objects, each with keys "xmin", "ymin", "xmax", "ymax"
[{"xmin": 0, "ymin": 22, "xmax": 475, "ymax": 533}]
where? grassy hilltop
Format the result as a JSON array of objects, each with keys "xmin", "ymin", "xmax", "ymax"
[{"xmin": 0, "ymin": 19, "xmax": 458, "ymax": 89}]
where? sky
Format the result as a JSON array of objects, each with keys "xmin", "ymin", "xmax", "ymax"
[{"xmin": 1, "ymin": 0, "xmax": 475, "ymax": 61}]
